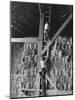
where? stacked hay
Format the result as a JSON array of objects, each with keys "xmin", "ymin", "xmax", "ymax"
[
  {"xmin": 50, "ymin": 36, "xmax": 72, "ymax": 91},
  {"xmin": 11, "ymin": 42, "xmax": 38, "ymax": 97}
]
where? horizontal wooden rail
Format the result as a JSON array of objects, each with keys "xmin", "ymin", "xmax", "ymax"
[
  {"xmin": 21, "ymin": 88, "xmax": 42, "ymax": 92},
  {"xmin": 46, "ymin": 90, "xmax": 72, "ymax": 96},
  {"xmin": 11, "ymin": 37, "xmax": 38, "ymax": 43}
]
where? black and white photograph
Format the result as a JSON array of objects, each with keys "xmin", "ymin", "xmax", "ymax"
[{"xmin": 10, "ymin": 1, "xmax": 73, "ymax": 98}]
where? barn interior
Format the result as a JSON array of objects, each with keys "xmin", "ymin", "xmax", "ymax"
[{"xmin": 10, "ymin": 1, "xmax": 73, "ymax": 98}]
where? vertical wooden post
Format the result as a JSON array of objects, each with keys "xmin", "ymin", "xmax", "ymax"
[
  {"xmin": 35, "ymin": 4, "xmax": 44, "ymax": 96},
  {"xmin": 49, "ymin": 6, "xmax": 51, "ymax": 24},
  {"xmin": 47, "ymin": 47, "xmax": 49, "ymax": 58}
]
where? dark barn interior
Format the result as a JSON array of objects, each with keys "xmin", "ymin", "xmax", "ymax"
[{"xmin": 10, "ymin": 2, "xmax": 73, "ymax": 38}]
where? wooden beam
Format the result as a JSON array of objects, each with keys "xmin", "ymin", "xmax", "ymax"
[
  {"xmin": 41, "ymin": 13, "xmax": 72, "ymax": 55},
  {"xmin": 34, "ymin": 4, "xmax": 44, "ymax": 96},
  {"xmin": 38, "ymin": 13, "xmax": 44, "ymax": 40},
  {"xmin": 49, "ymin": 6, "xmax": 51, "ymax": 23},
  {"xmin": 21, "ymin": 88, "xmax": 42, "ymax": 92},
  {"xmin": 46, "ymin": 74, "xmax": 57, "ymax": 90},
  {"xmin": 11, "ymin": 38, "xmax": 38, "ymax": 43},
  {"xmin": 47, "ymin": 47, "xmax": 49, "ymax": 58},
  {"xmin": 46, "ymin": 90, "xmax": 72, "ymax": 96}
]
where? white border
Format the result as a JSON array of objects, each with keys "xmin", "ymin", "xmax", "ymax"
[{"xmin": 0, "ymin": 0, "xmax": 74, "ymax": 100}]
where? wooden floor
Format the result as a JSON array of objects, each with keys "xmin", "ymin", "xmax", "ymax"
[{"xmin": 46, "ymin": 90, "xmax": 72, "ymax": 96}]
